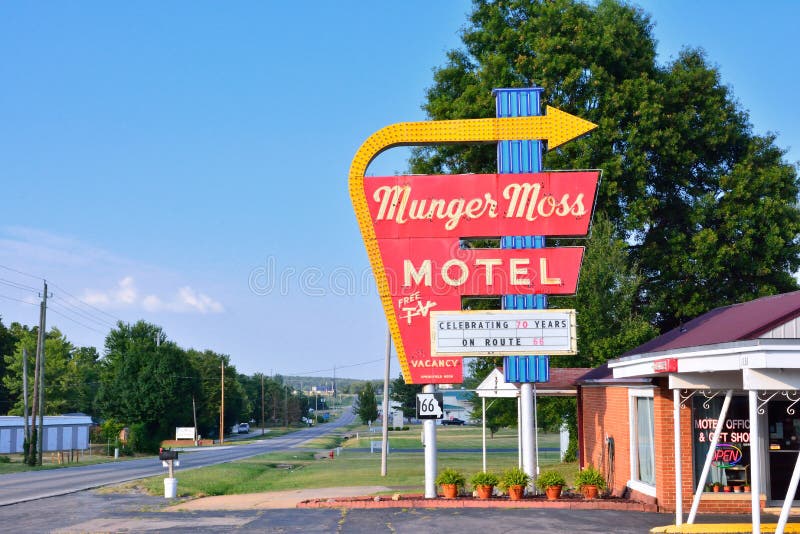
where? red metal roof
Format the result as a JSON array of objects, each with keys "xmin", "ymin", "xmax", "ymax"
[
  {"xmin": 625, "ymin": 291, "xmax": 800, "ymax": 357},
  {"xmin": 543, "ymin": 367, "xmax": 593, "ymax": 390}
]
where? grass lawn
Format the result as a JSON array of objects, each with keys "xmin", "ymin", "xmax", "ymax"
[
  {"xmin": 0, "ymin": 449, "xmax": 141, "ymax": 474},
  {"xmin": 121, "ymin": 425, "xmax": 577, "ymax": 498}
]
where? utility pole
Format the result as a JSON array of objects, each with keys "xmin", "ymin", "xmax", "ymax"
[
  {"xmin": 261, "ymin": 374, "xmax": 265, "ymax": 435},
  {"xmin": 381, "ymin": 329, "xmax": 391, "ymax": 476},
  {"xmin": 28, "ymin": 310, "xmax": 40, "ymax": 465},
  {"xmin": 219, "ymin": 361, "xmax": 225, "ymax": 445},
  {"xmin": 22, "ymin": 348, "xmax": 28, "ymax": 444},
  {"xmin": 284, "ymin": 386, "xmax": 288, "ymax": 429},
  {"xmin": 36, "ymin": 280, "xmax": 49, "ymax": 466},
  {"xmin": 192, "ymin": 396, "xmax": 198, "ymax": 445}
]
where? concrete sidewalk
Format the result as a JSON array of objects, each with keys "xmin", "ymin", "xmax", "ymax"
[{"xmin": 166, "ymin": 486, "xmax": 393, "ymax": 511}]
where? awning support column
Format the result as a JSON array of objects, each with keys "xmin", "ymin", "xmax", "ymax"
[
  {"xmin": 674, "ymin": 389, "xmax": 683, "ymax": 525},
  {"xmin": 688, "ymin": 389, "xmax": 733, "ymax": 524},
  {"xmin": 749, "ymin": 390, "xmax": 761, "ymax": 533},
  {"xmin": 776, "ymin": 437, "xmax": 800, "ymax": 533}
]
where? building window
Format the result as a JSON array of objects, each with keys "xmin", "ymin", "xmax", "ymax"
[
  {"xmin": 629, "ymin": 389, "xmax": 656, "ymax": 494},
  {"xmin": 692, "ymin": 395, "xmax": 750, "ymax": 490}
]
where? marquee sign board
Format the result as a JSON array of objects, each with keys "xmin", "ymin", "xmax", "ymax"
[
  {"xmin": 349, "ymin": 109, "xmax": 598, "ymax": 384},
  {"xmin": 430, "ymin": 309, "xmax": 577, "ymax": 357}
]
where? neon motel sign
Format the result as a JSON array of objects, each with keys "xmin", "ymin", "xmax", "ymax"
[{"xmin": 349, "ymin": 111, "xmax": 598, "ymax": 384}]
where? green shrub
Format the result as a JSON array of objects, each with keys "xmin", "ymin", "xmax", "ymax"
[
  {"xmin": 499, "ymin": 467, "xmax": 530, "ymax": 490},
  {"xmin": 128, "ymin": 423, "xmax": 161, "ymax": 453},
  {"xmin": 0, "ymin": 455, "xmax": 10, "ymax": 463},
  {"xmin": 470, "ymin": 471, "xmax": 499, "ymax": 487},
  {"xmin": 535, "ymin": 469, "xmax": 566, "ymax": 491},
  {"xmin": 574, "ymin": 465, "xmax": 607, "ymax": 490},
  {"xmin": 435, "ymin": 467, "xmax": 466, "ymax": 488},
  {"xmin": 100, "ymin": 419, "xmax": 125, "ymax": 445}
]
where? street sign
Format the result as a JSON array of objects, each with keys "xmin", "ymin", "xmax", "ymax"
[
  {"xmin": 416, "ymin": 393, "xmax": 444, "ymax": 419},
  {"xmin": 430, "ymin": 309, "xmax": 577, "ymax": 357}
]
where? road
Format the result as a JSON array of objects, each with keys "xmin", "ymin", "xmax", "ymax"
[{"xmin": 0, "ymin": 410, "xmax": 356, "ymax": 507}]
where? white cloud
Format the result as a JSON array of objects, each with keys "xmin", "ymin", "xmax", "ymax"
[
  {"xmin": 177, "ymin": 286, "xmax": 225, "ymax": 314},
  {"xmin": 81, "ymin": 277, "xmax": 224, "ymax": 315}
]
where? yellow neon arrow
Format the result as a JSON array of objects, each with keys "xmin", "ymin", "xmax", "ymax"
[{"xmin": 349, "ymin": 106, "xmax": 597, "ymax": 383}]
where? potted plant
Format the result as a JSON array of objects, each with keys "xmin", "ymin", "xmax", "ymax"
[
  {"xmin": 574, "ymin": 465, "xmax": 607, "ymax": 499},
  {"xmin": 435, "ymin": 467, "xmax": 466, "ymax": 499},
  {"xmin": 535, "ymin": 469, "xmax": 566, "ymax": 500},
  {"xmin": 500, "ymin": 467, "xmax": 531, "ymax": 500},
  {"xmin": 712, "ymin": 482, "xmax": 721, "ymax": 493},
  {"xmin": 470, "ymin": 471, "xmax": 500, "ymax": 499}
]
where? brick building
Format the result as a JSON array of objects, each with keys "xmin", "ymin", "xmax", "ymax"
[{"xmin": 576, "ymin": 291, "xmax": 800, "ymax": 530}]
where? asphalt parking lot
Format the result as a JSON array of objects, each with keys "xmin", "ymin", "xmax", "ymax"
[{"xmin": 0, "ymin": 488, "xmax": 754, "ymax": 534}]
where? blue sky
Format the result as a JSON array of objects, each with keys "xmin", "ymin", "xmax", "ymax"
[{"xmin": 1, "ymin": 1, "xmax": 798, "ymax": 380}]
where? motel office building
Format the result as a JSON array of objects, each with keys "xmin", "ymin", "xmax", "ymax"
[{"xmin": 577, "ymin": 291, "xmax": 800, "ymax": 516}]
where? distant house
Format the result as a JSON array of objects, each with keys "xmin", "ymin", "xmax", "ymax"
[
  {"xmin": 0, "ymin": 415, "xmax": 93, "ymax": 454},
  {"xmin": 577, "ymin": 291, "xmax": 800, "ymax": 528},
  {"xmin": 441, "ymin": 389, "xmax": 473, "ymax": 422}
]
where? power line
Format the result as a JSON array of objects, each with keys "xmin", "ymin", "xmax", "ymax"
[
  {"xmin": 0, "ymin": 293, "xmax": 38, "ymax": 306},
  {"xmin": 49, "ymin": 281, "xmax": 123, "ymax": 323},
  {"xmin": 0, "ymin": 263, "xmax": 43, "ymax": 282},
  {"xmin": 47, "ymin": 307, "xmax": 106, "ymax": 335},
  {"xmin": 0, "ymin": 278, "xmax": 39, "ymax": 293},
  {"xmin": 49, "ymin": 299, "xmax": 116, "ymax": 330},
  {"xmin": 50, "ymin": 295, "xmax": 117, "ymax": 329},
  {"xmin": 287, "ymin": 358, "xmax": 384, "ymax": 376}
]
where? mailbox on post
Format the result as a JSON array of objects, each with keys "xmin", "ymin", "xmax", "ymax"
[
  {"xmin": 159, "ymin": 449, "xmax": 179, "ymax": 461},
  {"xmin": 159, "ymin": 448, "xmax": 179, "ymax": 498}
]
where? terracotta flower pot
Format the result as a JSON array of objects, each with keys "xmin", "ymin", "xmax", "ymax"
[
  {"xmin": 744, "ymin": 486, "xmax": 751, "ymax": 493},
  {"xmin": 712, "ymin": 486, "xmax": 720, "ymax": 493},
  {"xmin": 441, "ymin": 484, "xmax": 459, "ymax": 499},
  {"xmin": 545, "ymin": 485, "xmax": 562, "ymax": 500},
  {"xmin": 475, "ymin": 485, "xmax": 493, "ymax": 499},
  {"xmin": 582, "ymin": 484, "xmax": 599, "ymax": 499},
  {"xmin": 508, "ymin": 484, "xmax": 525, "ymax": 500},
  {"xmin": 723, "ymin": 486, "xmax": 732, "ymax": 493}
]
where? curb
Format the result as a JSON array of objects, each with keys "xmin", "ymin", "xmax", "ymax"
[{"xmin": 297, "ymin": 494, "xmax": 658, "ymax": 512}]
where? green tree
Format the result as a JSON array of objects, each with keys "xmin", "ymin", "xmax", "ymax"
[
  {"xmin": 412, "ymin": 0, "xmax": 800, "ymax": 333},
  {"xmin": 96, "ymin": 321, "xmax": 200, "ymax": 447},
  {"xmin": 389, "ymin": 373, "xmax": 422, "ymax": 418},
  {"xmin": 0, "ymin": 318, "xmax": 20, "ymax": 415},
  {"xmin": 3, "ymin": 326, "xmax": 96, "ymax": 416},
  {"xmin": 354, "ymin": 381, "xmax": 378, "ymax": 425},
  {"xmin": 552, "ymin": 214, "xmax": 658, "ymax": 368},
  {"xmin": 184, "ymin": 348, "xmax": 248, "ymax": 438}
]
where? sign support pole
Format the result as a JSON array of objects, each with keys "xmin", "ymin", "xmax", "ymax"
[
  {"xmin": 496, "ymin": 87, "xmax": 545, "ymax": 489},
  {"xmin": 381, "ymin": 329, "xmax": 391, "ymax": 476},
  {"xmin": 482, "ymin": 397, "xmax": 487, "ymax": 472},
  {"xmin": 423, "ymin": 384, "xmax": 438, "ymax": 498}
]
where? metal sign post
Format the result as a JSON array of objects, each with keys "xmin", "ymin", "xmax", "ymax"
[{"xmin": 420, "ymin": 386, "xmax": 441, "ymax": 498}]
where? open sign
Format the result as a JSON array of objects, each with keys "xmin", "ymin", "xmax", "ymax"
[{"xmin": 712, "ymin": 444, "xmax": 742, "ymax": 468}]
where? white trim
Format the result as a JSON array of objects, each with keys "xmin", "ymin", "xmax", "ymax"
[
  {"xmin": 629, "ymin": 388, "xmax": 656, "ymax": 492},
  {"xmin": 609, "ymin": 340, "xmax": 800, "ymax": 380},
  {"xmin": 628, "ymin": 478, "xmax": 657, "ymax": 497}
]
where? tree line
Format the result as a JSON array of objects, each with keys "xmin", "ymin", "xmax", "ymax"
[
  {"xmin": 0, "ymin": 317, "xmax": 319, "ymax": 452},
  {"xmin": 407, "ymin": 0, "xmax": 800, "ymax": 453}
]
